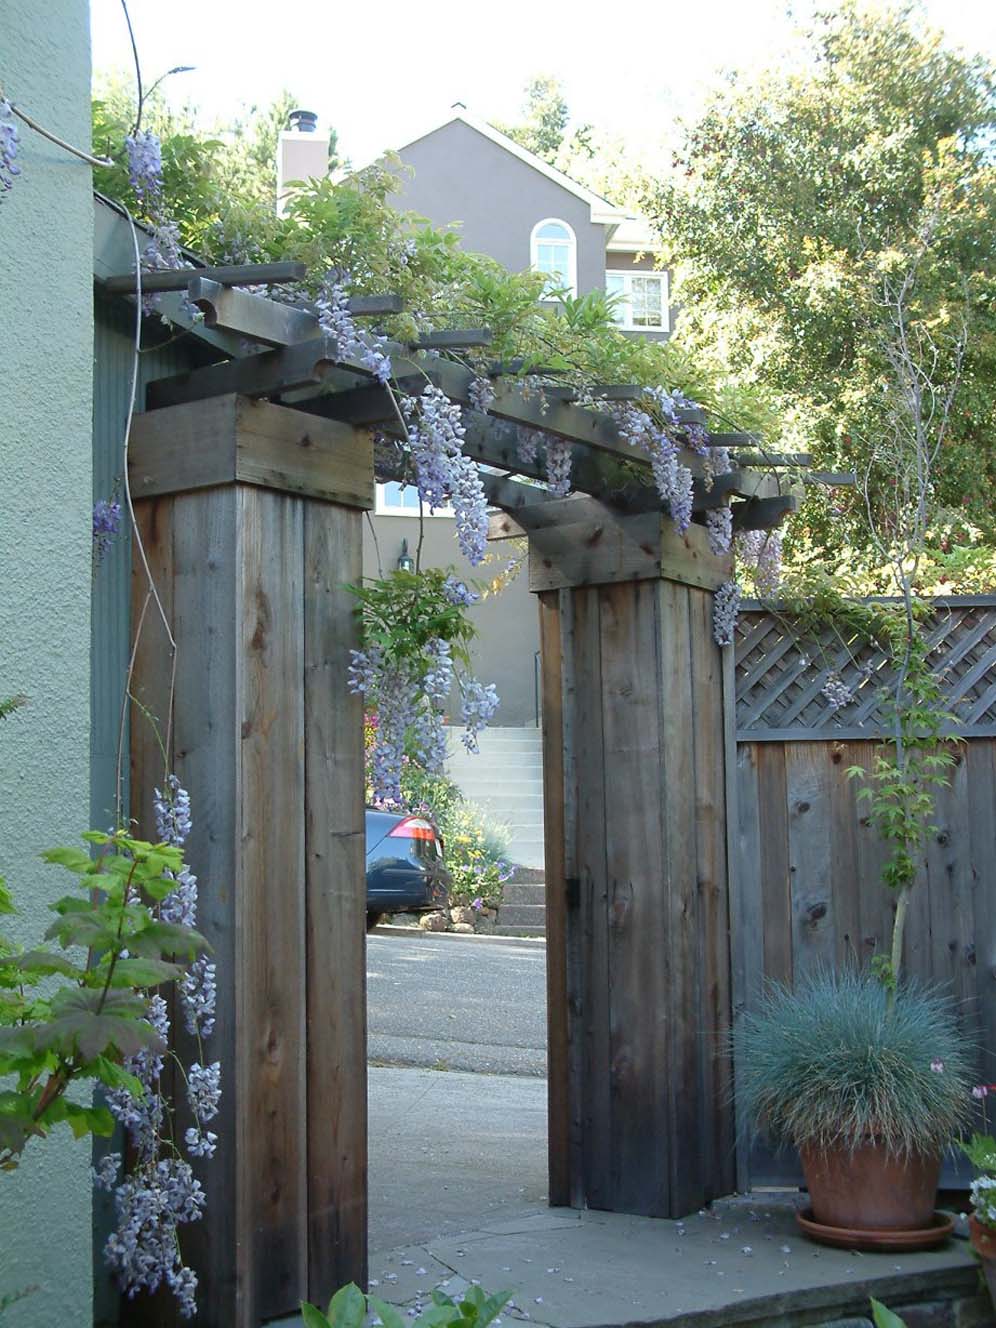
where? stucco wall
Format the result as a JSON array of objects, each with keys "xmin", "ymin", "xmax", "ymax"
[
  {"xmin": 364, "ymin": 513, "xmax": 539, "ymax": 726},
  {"xmin": 395, "ymin": 119, "xmax": 608, "ymax": 295},
  {"xmin": 0, "ymin": 4, "xmax": 94, "ymax": 1325}
]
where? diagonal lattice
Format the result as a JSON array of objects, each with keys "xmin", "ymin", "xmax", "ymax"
[{"xmin": 734, "ymin": 597, "xmax": 996, "ymax": 739}]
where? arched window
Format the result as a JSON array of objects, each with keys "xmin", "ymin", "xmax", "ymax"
[{"xmin": 530, "ymin": 219, "xmax": 577, "ymax": 298}]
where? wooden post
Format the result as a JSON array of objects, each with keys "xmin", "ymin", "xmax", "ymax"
[
  {"xmin": 128, "ymin": 394, "xmax": 372, "ymax": 1325},
  {"xmin": 525, "ymin": 500, "xmax": 738, "ymax": 1218}
]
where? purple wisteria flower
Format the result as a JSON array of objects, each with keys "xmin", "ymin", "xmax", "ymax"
[
  {"xmin": 125, "ymin": 129, "xmax": 163, "ymax": 204},
  {"xmin": 468, "ymin": 375, "xmax": 495, "ymax": 414},
  {"xmin": 0, "ymin": 100, "xmax": 21, "ymax": 195},
  {"xmin": 408, "ymin": 385, "xmax": 489, "ymax": 564},
  {"xmin": 93, "ymin": 498, "xmax": 122, "ymax": 564},
  {"xmin": 104, "ymin": 1157, "xmax": 204, "ymax": 1319},
  {"xmin": 316, "ymin": 274, "xmax": 392, "ymax": 384},
  {"xmin": 544, "ymin": 438, "xmax": 572, "ymax": 498},
  {"xmin": 443, "ymin": 575, "xmax": 479, "ymax": 607},
  {"xmin": 712, "ymin": 580, "xmax": 741, "ymax": 647},
  {"xmin": 460, "ymin": 677, "xmax": 500, "ymax": 753},
  {"xmin": 516, "ymin": 426, "xmax": 539, "ymax": 466},
  {"xmin": 424, "ymin": 638, "xmax": 453, "ymax": 702},
  {"xmin": 154, "ymin": 773, "xmax": 192, "ymax": 847},
  {"xmin": 821, "ymin": 672, "xmax": 853, "ymax": 712},
  {"xmin": 706, "ymin": 507, "xmax": 733, "ymax": 555}
]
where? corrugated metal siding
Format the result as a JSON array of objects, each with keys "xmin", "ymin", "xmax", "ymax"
[{"xmin": 90, "ymin": 293, "xmax": 206, "ymax": 831}]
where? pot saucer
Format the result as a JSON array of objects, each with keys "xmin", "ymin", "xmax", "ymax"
[{"xmin": 796, "ymin": 1207, "xmax": 954, "ymax": 1252}]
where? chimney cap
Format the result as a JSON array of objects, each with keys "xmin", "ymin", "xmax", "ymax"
[{"xmin": 288, "ymin": 109, "xmax": 319, "ymax": 133}]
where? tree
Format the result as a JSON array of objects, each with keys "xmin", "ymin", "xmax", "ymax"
[{"xmin": 645, "ymin": 4, "xmax": 996, "ymax": 578}]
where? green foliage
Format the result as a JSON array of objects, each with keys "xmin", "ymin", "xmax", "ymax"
[
  {"xmin": 436, "ymin": 801, "xmax": 513, "ymax": 907},
  {"xmin": 962, "ymin": 1132, "xmax": 996, "ymax": 1174},
  {"xmin": 645, "ymin": 3, "xmax": 996, "ymax": 566},
  {"xmin": 0, "ymin": 695, "xmax": 26, "ymax": 723},
  {"xmin": 0, "ymin": 829, "xmax": 207, "ymax": 1167},
  {"xmin": 737, "ymin": 970, "xmax": 973, "ymax": 1158},
  {"xmin": 302, "ymin": 1281, "xmax": 511, "ymax": 1328},
  {"xmin": 350, "ymin": 568, "xmax": 478, "ymax": 677},
  {"xmin": 871, "ymin": 1299, "xmax": 908, "ymax": 1328}
]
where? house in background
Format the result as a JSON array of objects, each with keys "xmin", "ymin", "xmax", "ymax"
[{"xmin": 278, "ymin": 105, "xmax": 671, "ymax": 336}]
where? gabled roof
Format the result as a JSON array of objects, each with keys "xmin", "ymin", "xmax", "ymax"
[{"xmin": 391, "ymin": 107, "xmax": 631, "ymax": 228}]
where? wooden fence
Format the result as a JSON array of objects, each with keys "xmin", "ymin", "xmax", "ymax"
[{"xmin": 733, "ymin": 598, "xmax": 996, "ymax": 1186}]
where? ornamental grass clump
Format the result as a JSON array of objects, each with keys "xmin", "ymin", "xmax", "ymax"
[{"xmin": 738, "ymin": 970, "xmax": 972, "ymax": 1158}]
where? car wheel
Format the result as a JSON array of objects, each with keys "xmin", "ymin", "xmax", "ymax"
[{"xmin": 366, "ymin": 911, "xmax": 385, "ymax": 933}]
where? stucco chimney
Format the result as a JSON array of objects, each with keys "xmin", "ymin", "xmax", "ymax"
[{"xmin": 277, "ymin": 110, "xmax": 331, "ymax": 215}]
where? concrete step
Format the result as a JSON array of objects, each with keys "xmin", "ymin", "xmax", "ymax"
[
  {"xmin": 491, "ymin": 923, "xmax": 546, "ymax": 938},
  {"xmin": 502, "ymin": 882, "xmax": 546, "ymax": 905},
  {"xmin": 496, "ymin": 903, "xmax": 546, "ymax": 927}
]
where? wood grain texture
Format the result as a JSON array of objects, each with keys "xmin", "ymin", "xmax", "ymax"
[
  {"xmin": 537, "ymin": 592, "xmax": 570, "ymax": 1207},
  {"xmin": 129, "ymin": 394, "xmax": 374, "ymax": 508},
  {"xmin": 303, "ymin": 501, "xmax": 368, "ymax": 1299},
  {"xmin": 601, "ymin": 580, "xmax": 668, "ymax": 1215},
  {"xmin": 238, "ymin": 487, "xmax": 309, "ymax": 1320}
]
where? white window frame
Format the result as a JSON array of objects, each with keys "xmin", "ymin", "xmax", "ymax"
[
  {"xmin": 531, "ymin": 218, "xmax": 578, "ymax": 299},
  {"xmin": 605, "ymin": 268, "xmax": 670, "ymax": 332},
  {"xmin": 375, "ymin": 482, "xmax": 454, "ymax": 517}
]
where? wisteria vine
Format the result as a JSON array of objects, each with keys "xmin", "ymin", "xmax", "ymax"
[
  {"xmin": 348, "ymin": 568, "xmax": 499, "ymax": 805},
  {"xmin": 97, "ymin": 777, "xmax": 219, "ymax": 1319}
]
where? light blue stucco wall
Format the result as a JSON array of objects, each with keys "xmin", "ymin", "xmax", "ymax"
[{"xmin": 0, "ymin": 4, "xmax": 94, "ymax": 1325}]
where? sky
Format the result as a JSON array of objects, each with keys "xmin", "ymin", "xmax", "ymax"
[{"xmin": 91, "ymin": 0, "xmax": 996, "ymax": 166}]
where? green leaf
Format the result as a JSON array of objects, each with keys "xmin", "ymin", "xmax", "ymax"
[
  {"xmin": 95, "ymin": 956, "xmax": 185, "ymax": 988},
  {"xmin": 38, "ymin": 988, "xmax": 162, "ymax": 1061},
  {"xmin": 369, "ymin": 1297, "xmax": 409, "ymax": 1328},
  {"xmin": 301, "ymin": 1303, "xmax": 332, "ymax": 1328},
  {"xmin": 870, "ymin": 1298, "xmax": 908, "ymax": 1328},
  {"xmin": 127, "ymin": 919, "xmax": 209, "ymax": 959},
  {"xmin": 41, "ymin": 846, "xmax": 96, "ymax": 875},
  {"xmin": 13, "ymin": 950, "xmax": 85, "ymax": 980},
  {"xmin": 325, "ymin": 1283, "xmax": 367, "ymax": 1328},
  {"xmin": 86, "ymin": 1054, "xmax": 146, "ymax": 1100},
  {"xmin": 0, "ymin": 876, "xmax": 16, "ymax": 916}
]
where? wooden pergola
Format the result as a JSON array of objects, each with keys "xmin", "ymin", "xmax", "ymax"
[{"xmin": 119, "ymin": 261, "xmax": 836, "ymax": 1327}]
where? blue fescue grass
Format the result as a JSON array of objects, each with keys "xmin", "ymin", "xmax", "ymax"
[{"xmin": 737, "ymin": 969, "xmax": 973, "ymax": 1157}]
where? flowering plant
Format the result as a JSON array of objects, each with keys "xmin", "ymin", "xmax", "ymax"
[
  {"xmin": 348, "ymin": 568, "xmax": 498, "ymax": 805},
  {"xmin": 0, "ymin": 829, "xmax": 206, "ymax": 1166},
  {"xmin": 435, "ymin": 801, "xmax": 514, "ymax": 909},
  {"xmin": 962, "ymin": 1087, "xmax": 996, "ymax": 1231}
]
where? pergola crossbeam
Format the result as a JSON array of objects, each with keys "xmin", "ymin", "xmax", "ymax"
[{"xmin": 102, "ymin": 260, "xmax": 308, "ymax": 294}]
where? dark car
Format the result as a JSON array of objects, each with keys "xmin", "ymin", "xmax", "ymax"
[{"xmin": 365, "ymin": 808, "xmax": 449, "ymax": 931}]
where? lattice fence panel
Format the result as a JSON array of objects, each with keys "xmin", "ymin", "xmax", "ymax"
[{"xmin": 735, "ymin": 596, "xmax": 996, "ymax": 740}]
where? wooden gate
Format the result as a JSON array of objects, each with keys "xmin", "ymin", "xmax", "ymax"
[{"xmin": 517, "ymin": 502, "xmax": 739, "ymax": 1217}]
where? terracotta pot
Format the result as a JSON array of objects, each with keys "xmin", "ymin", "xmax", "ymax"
[
  {"xmin": 969, "ymin": 1214, "xmax": 996, "ymax": 1310},
  {"xmin": 799, "ymin": 1142, "xmax": 940, "ymax": 1231}
]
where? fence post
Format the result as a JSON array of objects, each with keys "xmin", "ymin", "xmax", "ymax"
[
  {"xmin": 128, "ymin": 394, "xmax": 372, "ymax": 1325},
  {"xmin": 521, "ymin": 500, "xmax": 738, "ymax": 1218}
]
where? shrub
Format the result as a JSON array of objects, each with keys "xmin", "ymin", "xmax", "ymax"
[
  {"xmin": 436, "ymin": 800, "xmax": 513, "ymax": 907},
  {"xmin": 737, "ymin": 969, "xmax": 973, "ymax": 1158}
]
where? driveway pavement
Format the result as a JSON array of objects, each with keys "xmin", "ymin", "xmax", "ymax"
[
  {"xmin": 367, "ymin": 934, "xmax": 547, "ymax": 1076},
  {"xmin": 369, "ymin": 1065, "xmax": 548, "ymax": 1251}
]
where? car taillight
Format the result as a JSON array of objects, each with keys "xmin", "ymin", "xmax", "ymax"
[{"xmin": 387, "ymin": 816, "xmax": 438, "ymax": 842}]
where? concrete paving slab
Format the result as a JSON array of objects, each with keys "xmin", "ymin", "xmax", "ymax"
[{"xmin": 273, "ymin": 1197, "xmax": 982, "ymax": 1328}]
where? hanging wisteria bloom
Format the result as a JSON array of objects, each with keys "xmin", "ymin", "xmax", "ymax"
[
  {"xmin": 104, "ymin": 776, "xmax": 218, "ymax": 1319},
  {"xmin": 0, "ymin": 100, "xmax": 21, "ymax": 195},
  {"xmin": 706, "ymin": 507, "xmax": 733, "ymax": 556},
  {"xmin": 516, "ymin": 426, "xmax": 539, "ymax": 466},
  {"xmin": 443, "ymin": 575, "xmax": 479, "ymax": 607},
  {"xmin": 468, "ymin": 375, "xmax": 495, "ymax": 414},
  {"xmin": 545, "ymin": 437, "xmax": 572, "ymax": 498},
  {"xmin": 460, "ymin": 678, "xmax": 500, "ymax": 753},
  {"xmin": 713, "ymin": 580, "xmax": 742, "ymax": 647},
  {"xmin": 316, "ymin": 274, "xmax": 392, "ymax": 383},
  {"xmin": 407, "ymin": 385, "xmax": 489, "ymax": 564},
  {"xmin": 821, "ymin": 672, "xmax": 854, "ymax": 712},
  {"xmin": 93, "ymin": 498, "xmax": 122, "ymax": 565},
  {"xmin": 736, "ymin": 529, "xmax": 784, "ymax": 598},
  {"xmin": 125, "ymin": 129, "xmax": 163, "ymax": 204}
]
